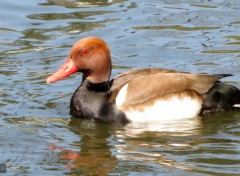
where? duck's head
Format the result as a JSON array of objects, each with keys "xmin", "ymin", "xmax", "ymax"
[{"xmin": 47, "ymin": 37, "xmax": 112, "ymax": 84}]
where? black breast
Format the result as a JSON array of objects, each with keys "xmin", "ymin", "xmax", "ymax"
[{"xmin": 70, "ymin": 80, "xmax": 128, "ymax": 123}]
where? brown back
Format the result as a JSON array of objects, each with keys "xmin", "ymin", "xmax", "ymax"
[{"xmin": 109, "ymin": 68, "xmax": 230, "ymax": 106}]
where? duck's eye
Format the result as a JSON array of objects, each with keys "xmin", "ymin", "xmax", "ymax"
[{"xmin": 81, "ymin": 49, "xmax": 89, "ymax": 56}]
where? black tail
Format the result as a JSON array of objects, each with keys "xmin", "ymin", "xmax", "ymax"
[{"xmin": 201, "ymin": 82, "xmax": 240, "ymax": 114}]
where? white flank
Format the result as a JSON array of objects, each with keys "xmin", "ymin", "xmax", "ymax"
[
  {"xmin": 125, "ymin": 96, "xmax": 202, "ymax": 122},
  {"xmin": 115, "ymin": 83, "xmax": 128, "ymax": 107}
]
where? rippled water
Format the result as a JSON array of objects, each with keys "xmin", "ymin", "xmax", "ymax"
[{"xmin": 1, "ymin": 0, "xmax": 240, "ymax": 175}]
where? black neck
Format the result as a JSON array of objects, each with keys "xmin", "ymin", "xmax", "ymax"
[{"xmin": 86, "ymin": 80, "xmax": 110, "ymax": 92}]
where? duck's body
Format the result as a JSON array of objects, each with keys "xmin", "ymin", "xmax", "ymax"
[{"xmin": 47, "ymin": 37, "xmax": 240, "ymax": 123}]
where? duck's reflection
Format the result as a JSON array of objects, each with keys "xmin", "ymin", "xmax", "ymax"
[
  {"xmin": 64, "ymin": 117, "xmax": 122, "ymax": 175},
  {"xmin": 122, "ymin": 117, "xmax": 202, "ymax": 137},
  {"xmin": 54, "ymin": 116, "xmax": 203, "ymax": 175}
]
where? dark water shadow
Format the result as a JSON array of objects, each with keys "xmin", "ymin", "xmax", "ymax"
[{"xmin": 60, "ymin": 117, "xmax": 124, "ymax": 175}]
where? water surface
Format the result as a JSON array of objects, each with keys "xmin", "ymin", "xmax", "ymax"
[{"xmin": 0, "ymin": 0, "xmax": 240, "ymax": 175}]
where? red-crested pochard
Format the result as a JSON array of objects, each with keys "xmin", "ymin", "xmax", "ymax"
[{"xmin": 47, "ymin": 37, "xmax": 240, "ymax": 123}]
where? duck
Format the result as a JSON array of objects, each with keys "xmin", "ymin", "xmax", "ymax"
[{"xmin": 47, "ymin": 37, "xmax": 240, "ymax": 123}]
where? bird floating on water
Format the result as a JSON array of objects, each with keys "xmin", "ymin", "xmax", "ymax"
[{"xmin": 47, "ymin": 37, "xmax": 240, "ymax": 123}]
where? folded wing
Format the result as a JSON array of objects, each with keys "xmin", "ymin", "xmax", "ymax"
[{"xmin": 110, "ymin": 68, "xmax": 230, "ymax": 109}]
